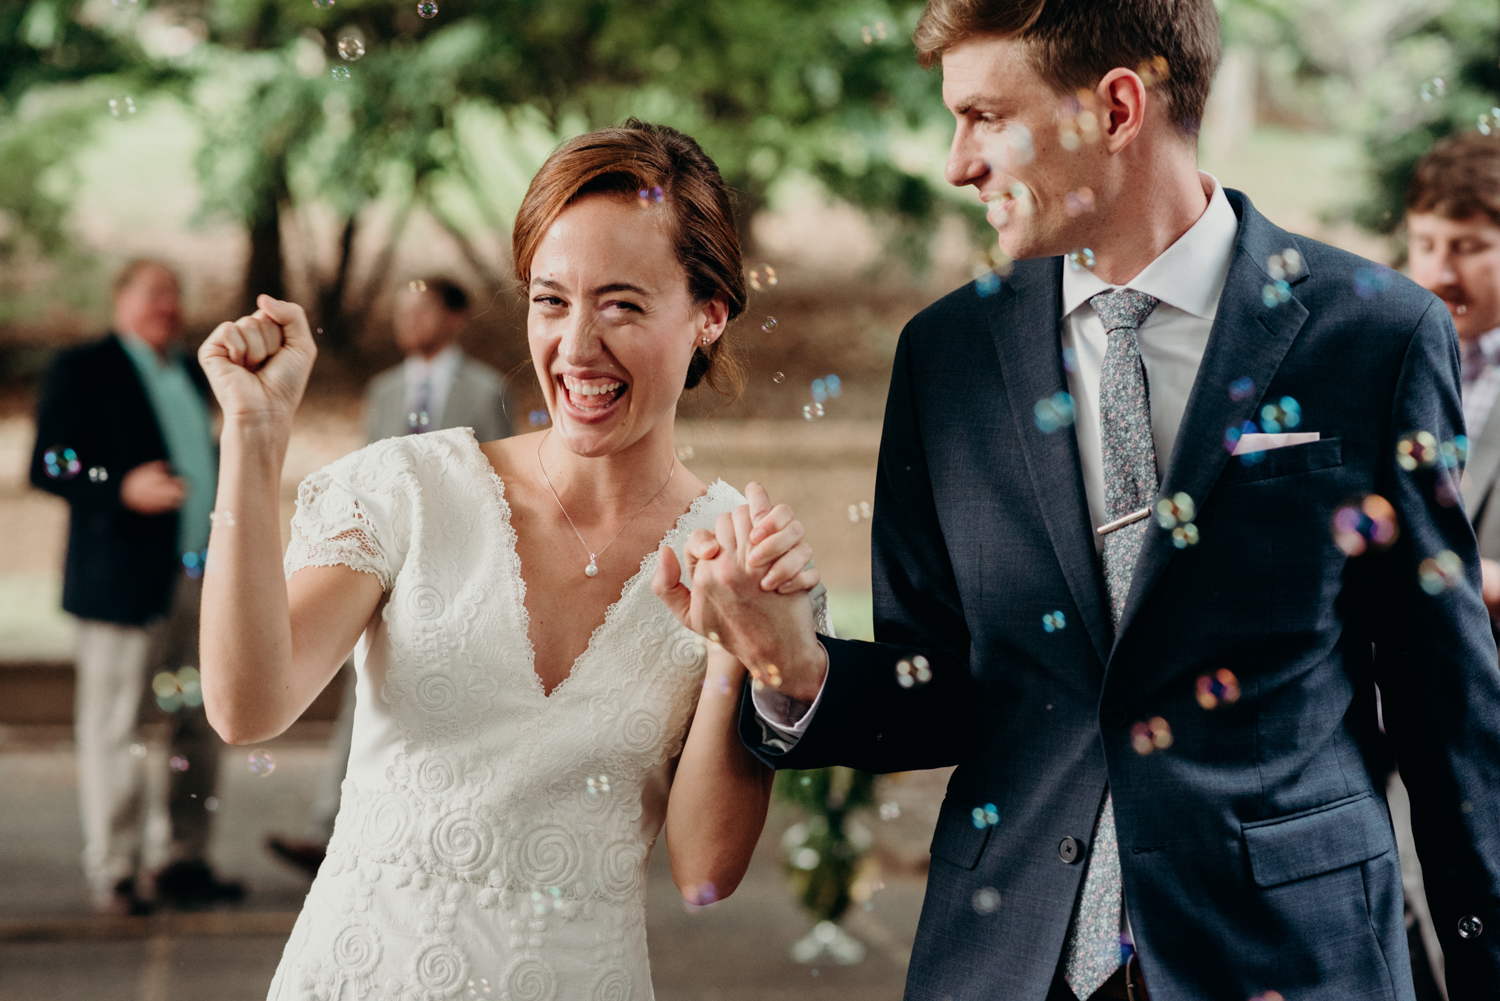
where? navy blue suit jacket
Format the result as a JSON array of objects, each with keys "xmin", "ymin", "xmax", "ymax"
[
  {"xmin": 29, "ymin": 333, "xmax": 210, "ymax": 626},
  {"xmin": 741, "ymin": 192, "xmax": 1500, "ymax": 999}
]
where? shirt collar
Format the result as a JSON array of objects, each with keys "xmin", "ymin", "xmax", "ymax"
[
  {"xmin": 118, "ymin": 330, "xmax": 180, "ymax": 371},
  {"xmin": 405, "ymin": 343, "xmax": 463, "ymax": 378},
  {"xmin": 1061, "ymin": 172, "xmax": 1239, "ymax": 321},
  {"xmin": 1478, "ymin": 327, "xmax": 1500, "ymax": 368}
]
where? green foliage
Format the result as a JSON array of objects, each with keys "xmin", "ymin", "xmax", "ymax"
[{"xmin": 775, "ymin": 766, "xmax": 875, "ymax": 924}]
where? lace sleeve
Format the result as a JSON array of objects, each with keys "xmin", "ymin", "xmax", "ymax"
[{"xmin": 283, "ymin": 468, "xmax": 394, "ymax": 590}]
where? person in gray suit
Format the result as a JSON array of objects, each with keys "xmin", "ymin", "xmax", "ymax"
[{"xmin": 267, "ymin": 275, "xmax": 515, "ymax": 874}]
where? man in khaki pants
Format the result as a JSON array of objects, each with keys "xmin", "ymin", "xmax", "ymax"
[{"xmin": 30, "ymin": 260, "xmax": 242, "ymax": 913}]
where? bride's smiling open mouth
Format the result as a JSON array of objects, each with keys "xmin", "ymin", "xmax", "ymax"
[{"xmin": 557, "ymin": 370, "xmax": 629, "ymax": 418}]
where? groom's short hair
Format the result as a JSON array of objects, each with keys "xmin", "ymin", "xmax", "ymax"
[
  {"xmin": 1406, "ymin": 132, "xmax": 1500, "ymax": 228},
  {"xmin": 913, "ymin": 0, "xmax": 1221, "ymax": 138}
]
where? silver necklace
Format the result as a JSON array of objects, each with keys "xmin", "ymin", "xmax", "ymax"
[{"xmin": 536, "ymin": 431, "xmax": 676, "ymax": 578}]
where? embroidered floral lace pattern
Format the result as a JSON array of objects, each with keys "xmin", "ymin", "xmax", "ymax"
[{"xmin": 270, "ymin": 429, "xmax": 826, "ymax": 1001}]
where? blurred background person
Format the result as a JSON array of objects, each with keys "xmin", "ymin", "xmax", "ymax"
[
  {"xmin": 266, "ymin": 274, "xmax": 515, "ymax": 876},
  {"xmin": 1398, "ymin": 130, "xmax": 1500, "ymax": 998},
  {"xmin": 28, "ymin": 259, "xmax": 243, "ymax": 914}
]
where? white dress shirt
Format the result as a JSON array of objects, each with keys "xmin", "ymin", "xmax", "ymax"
[
  {"xmin": 755, "ymin": 173, "xmax": 1240, "ymax": 741},
  {"xmin": 404, "ymin": 344, "xmax": 464, "ymax": 430},
  {"xmin": 1461, "ymin": 326, "xmax": 1500, "ymax": 439}
]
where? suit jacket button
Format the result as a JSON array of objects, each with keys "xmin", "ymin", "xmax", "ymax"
[
  {"xmin": 1059, "ymin": 837, "xmax": 1081, "ymax": 863},
  {"xmin": 1103, "ymin": 706, "xmax": 1127, "ymax": 728}
]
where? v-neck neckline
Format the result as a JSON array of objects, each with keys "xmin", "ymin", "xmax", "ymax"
[{"xmin": 455, "ymin": 430, "xmax": 725, "ymax": 701}]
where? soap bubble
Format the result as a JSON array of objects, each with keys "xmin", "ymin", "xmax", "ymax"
[
  {"xmin": 1457, "ymin": 915, "xmax": 1484, "ymax": 939},
  {"xmin": 762, "ymin": 317, "xmax": 777, "ymax": 332},
  {"xmin": 802, "ymin": 403, "xmax": 825, "ymax": 420},
  {"xmin": 108, "ymin": 94, "xmax": 137, "ymax": 119},
  {"xmin": 1331, "ymin": 495, "xmax": 1399, "ymax": 556},
  {"xmin": 972, "ymin": 887, "xmax": 1002, "ymax": 914},
  {"xmin": 181, "ymin": 549, "xmax": 206, "ymax": 580},
  {"xmin": 331, "ymin": 65, "xmax": 350, "ymax": 81},
  {"xmin": 169, "ymin": 755, "xmax": 190, "ymax": 772},
  {"xmin": 1420, "ymin": 77, "xmax": 1446, "ymax": 102},
  {"xmin": 528, "ymin": 410, "xmax": 549, "ymax": 426},
  {"xmin": 337, "ymin": 36, "xmax": 365, "ymax": 61},
  {"xmin": 772, "ymin": 372, "xmax": 785, "ymax": 384},
  {"xmin": 861, "ymin": 20, "xmax": 888, "ymax": 44},
  {"xmin": 1136, "ymin": 56, "xmax": 1170, "ymax": 87},
  {"xmin": 42, "ymin": 445, "xmax": 81, "ymax": 480},
  {"xmin": 791, "ymin": 846, "xmax": 820, "ymax": 870},
  {"xmin": 1130, "ymin": 717, "xmax": 1173, "ymax": 755},
  {"xmin": 1267, "ymin": 250, "xmax": 1302, "ymax": 281},
  {"xmin": 847, "ymin": 502, "xmax": 872, "ymax": 522},
  {"xmin": 1261, "ymin": 281, "xmax": 1291, "ymax": 308},
  {"xmin": 1042, "ymin": 610, "xmax": 1067, "ymax": 632},
  {"xmin": 895, "ymin": 655, "xmax": 931, "ymax": 688},
  {"xmin": 1001, "ymin": 123, "xmax": 1035, "ymax": 168},
  {"xmin": 975, "ymin": 272, "xmax": 1001, "ymax": 297},
  {"xmin": 1418, "ymin": 550, "xmax": 1463, "ymax": 595},
  {"xmin": 675, "ymin": 446, "xmax": 694, "ymax": 461},
  {"xmin": 130, "ymin": 742, "xmax": 147, "ymax": 758},
  {"xmin": 637, "ymin": 185, "xmax": 664, "ymax": 204},
  {"xmin": 417, "ymin": 0, "xmax": 438, "ymax": 16},
  {"xmin": 88, "ymin": 466, "xmax": 109, "ymax": 482},
  {"xmin": 1228, "ymin": 376, "xmax": 1255, "ymax": 402},
  {"xmin": 1062, "ymin": 347, "xmax": 1078, "ymax": 373},
  {"xmin": 585, "ymin": 774, "xmax": 612, "ymax": 796},
  {"xmin": 1354, "ymin": 266, "xmax": 1394, "ymax": 300},
  {"xmin": 748, "ymin": 265, "xmax": 777, "ymax": 291},
  {"xmin": 1155, "ymin": 492, "xmax": 1196, "ymax": 529},
  {"xmin": 1067, "ymin": 248, "xmax": 1095, "ymax": 272},
  {"xmin": 1064, "ymin": 188, "xmax": 1096, "ymax": 217},
  {"xmin": 312, "ymin": 0, "xmax": 333, "ymax": 8},
  {"xmin": 879, "ymin": 802, "xmax": 900, "ymax": 820},
  {"xmin": 1396, "ymin": 431, "xmax": 1439, "ymax": 471},
  {"xmin": 1034, "ymin": 392, "xmax": 1076, "ymax": 433},
  {"xmin": 111, "ymin": 0, "xmax": 139, "ymax": 7},
  {"xmin": 1480, "ymin": 109, "xmax": 1500, "ymax": 135},
  {"xmin": 970, "ymin": 803, "xmax": 999, "ymax": 829},
  {"xmin": 204, "ymin": 796, "xmax": 220, "ymax": 812},
  {"xmin": 407, "ymin": 409, "xmax": 430, "ymax": 431},
  {"xmin": 1195, "ymin": 668, "xmax": 1240, "ymax": 709},
  {"xmin": 1259, "ymin": 397, "xmax": 1301, "ymax": 433},
  {"xmin": 248, "ymin": 750, "xmax": 276, "ymax": 776}
]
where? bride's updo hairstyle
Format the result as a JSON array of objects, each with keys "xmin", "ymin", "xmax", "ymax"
[{"xmin": 512, "ymin": 119, "xmax": 747, "ymax": 396}]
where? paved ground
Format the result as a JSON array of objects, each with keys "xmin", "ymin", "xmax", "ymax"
[{"xmin": 0, "ymin": 729, "xmax": 940, "ymax": 1001}]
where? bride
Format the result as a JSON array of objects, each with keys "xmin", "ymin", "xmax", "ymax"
[{"xmin": 197, "ymin": 121, "xmax": 827, "ymax": 1000}]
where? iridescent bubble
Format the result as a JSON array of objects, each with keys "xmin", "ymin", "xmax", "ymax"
[
  {"xmin": 895, "ymin": 654, "xmax": 931, "ymax": 689},
  {"xmin": 802, "ymin": 402, "xmax": 825, "ymax": 420},
  {"xmin": 1457, "ymin": 915, "xmax": 1484, "ymax": 939},
  {"xmin": 878, "ymin": 802, "xmax": 900, "ymax": 821},
  {"xmin": 182, "ymin": 549, "xmax": 205, "ymax": 580},
  {"xmin": 1034, "ymin": 392, "xmax": 1076, "ymax": 433},
  {"xmin": 248, "ymin": 750, "xmax": 276, "ymax": 776},
  {"xmin": 812, "ymin": 379, "xmax": 828, "ymax": 404},
  {"xmin": 169, "ymin": 755, "xmax": 190, "ymax": 772},
  {"xmin": 1440, "ymin": 435, "xmax": 1469, "ymax": 469},
  {"xmin": 1354, "ymin": 266, "xmax": 1394, "ymax": 300},
  {"xmin": 1136, "ymin": 56, "xmax": 1170, "ymax": 87},
  {"xmin": 1259, "ymin": 397, "xmax": 1301, "ymax": 433},
  {"xmin": 972, "ymin": 887, "xmax": 1001, "ymax": 914},
  {"xmin": 129, "ymin": 742, "xmax": 147, "ymax": 758},
  {"xmin": 87, "ymin": 466, "xmax": 108, "ymax": 482},
  {"xmin": 1396, "ymin": 431, "xmax": 1439, "ymax": 471},
  {"xmin": 528, "ymin": 410, "xmax": 549, "ymax": 426},
  {"xmin": 1061, "ymin": 347, "xmax": 1078, "ymax": 373},
  {"xmin": 762, "ymin": 317, "xmax": 777, "ymax": 332},
  {"xmin": 975, "ymin": 272, "xmax": 1002, "ymax": 298},
  {"xmin": 153, "ymin": 670, "xmax": 184, "ymax": 712},
  {"xmin": 675, "ymin": 446, "xmax": 694, "ymax": 461},
  {"xmin": 1154, "ymin": 492, "xmax": 1196, "ymax": 529},
  {"xmin": 1267, "ymin": 249, "xmax": 1302, "ymax": 281},
  {"xmin": 43, "ymin": 445, "xmax": 81, "ymax": 480},
  {"xmin": 1418, "ymin": 550, "xmax": 1463, "ymax": 595},
  {"xmin": 1420, "ymin": 77, "xmax": 1446, "ymax": 102},
  {"xmin": 108, "ymin": 94, "xmax": 137, "ymax": 119},
  {"xmin": 312, "ymin": 0, "xmax": 333, "ymax": 8},
  {"xmin": 1042, "ymin": 610, "xmax": 1067, "ymax": 632},
  {"xmin": 748, "ymin": 265, "xmax": 777, "ymax": 291},
  {"xmin": 1331, "ymin": 495, "xmax": 1399, "ymax": 556},
  {"xmin": 847, "ymin": 501, "xmax": 872, "ymax": 522},
  {"xmin": 1002, "ymin": 123, "xmax": 1035, "ymax": 168},
  {"xmin": 861, "ymin": 21, "xmax": 888, "ymax": 44},
  {"xmin": 1130, "ymin": 717, "xmax": 1173, "ymax": 755},
  {"xmin": 204, "ymin": 796, "xmax": 220, "ymax": 812},
  {"xmin": 1261, "ymin": 281, "xmax": 1291, "ymax": 308},
  {"xmin": 406, "ymin": 409, "xmax": 430, "ymax": 431},
  {"xmin": 970, "ymin": 803, "xmax": 999, "ymax": 829},
  {"xmin": 637, "ymin": 185, "xmax": 664, "ymax": 204},
  {"xmin": 417, "ymin": 0, "xmax": 438, "ymax": 16},
  {"xmin": 791, "ymin": 846, "xmax": 820, "ymax": 870},
  {"xmin": 1064, "ymin": 188, "xmax": 1095, "ymax": 217},
  {"xmin": 337, "ymin": 36, "xmax": 365, "ymax": 61},
  {"xmin": 1480, "ymin": 109, "xmax": 1500, "ymax": 135},
  {"xmin": 1228, "ymin": 376, "xmax": 1255, "ymax": 402},
  {"xmin": 111, "ymin": 0, "xmax": 139, "ymax": 7},
  {"xmin": 585, "ymin": 774, "xmax": 612, "ymax": 796},
  {"xmin": 1067, "ymin": 248, "xmax": 1095, "ymax": 272},
  {"xmin": 331, "ymin": 65, "xmax": 350, "ymax": 81},
  {"xmin": 177, "ymin": 667, "xmax": 202, "ymax": 708},
  {"xmin": 1194, "ymin": 668, "xmax": 1240, "ymax": 710},
  {"xmin": 824, "ymin": 374, "xmax": 842, "ymax": 398},
  {"xmin": 772, "ymin": 371, "xmax": 786, "ymax": 384}
]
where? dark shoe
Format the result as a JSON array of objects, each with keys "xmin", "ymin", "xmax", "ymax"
[
  {"xmin": 266, "ymin": 835, "xmax": 327, "ymax": 879},
  {"xmin": 94, "ymin": 877, "xmax": 154, "ymax": 916},
  {"xmin": 155, "ymin": 860, "xmax": 245, "ymax": 910}
]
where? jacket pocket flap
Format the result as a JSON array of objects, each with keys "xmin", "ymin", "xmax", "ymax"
[
  {"xmin": 1218, "ymin": 436, "xmax": 1343, "ymax": 486},
  {"xmin": 1241, "ymin": 792, "xmax": 1389, "ymax": 887},
  {"xmin": 929, "ymin": 797, "xmax": 993, "ymax": 870}
]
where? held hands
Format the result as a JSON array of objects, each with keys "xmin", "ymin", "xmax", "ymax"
[
  {"xmin": 651, "ymin": 482, "xmax": 827, "ymax": 702},
  {"xmin": 198, "ymin": 295, "xmax": 318, "ymax": 428},
  {"xmin": 120, "ymin": 459, "xmax": 186, "ymax": 515}
]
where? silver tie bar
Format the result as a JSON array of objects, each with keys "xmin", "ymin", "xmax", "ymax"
[{"xmin": 1095, "ymin": 506, "xmax": 1152, "ymax": 537}]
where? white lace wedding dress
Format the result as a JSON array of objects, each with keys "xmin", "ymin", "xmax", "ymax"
[{"xmin": 267, "ymin": 428, "xmax": 826, "ymax": 1001}]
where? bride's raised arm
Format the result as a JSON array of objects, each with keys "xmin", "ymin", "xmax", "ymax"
[{"xmin": 197, "ymin": 295, "xmax": 384, "ymax": 745}]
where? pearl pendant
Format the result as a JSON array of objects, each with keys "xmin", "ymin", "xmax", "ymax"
[{"xmin": 585, "ymin": 561, "xmax": 599, "ymax": 578}]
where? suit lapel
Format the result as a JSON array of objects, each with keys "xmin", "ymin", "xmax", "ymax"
[
  {"xmin": 442, "ymin": 356, "xmax": 475, "ymax": 429},
  {"xmin": 1461, "ymin": 393, "xmax": 1500, "ymax": 515},
  {"xmin": 991, "ymin": 261, "xmax": 1113, "ymax": 666},
  {"xmin": 1113, "ymin": 194, "xmax": 1310, "ymax": 646}
]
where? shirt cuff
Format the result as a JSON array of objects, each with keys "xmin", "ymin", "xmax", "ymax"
[{"xmin": 750, "ymin": 643, "xmax": 828, "ymax": 749}]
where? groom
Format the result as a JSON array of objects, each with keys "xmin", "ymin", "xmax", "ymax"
[{"xmin": 657, "ymin": 1, "xmax": 1500, "ymax": 998}]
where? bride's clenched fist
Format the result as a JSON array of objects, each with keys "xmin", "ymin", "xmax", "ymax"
[{"xmin": 198, "ymin": 294, "xmax": 317, "ymax": 428}]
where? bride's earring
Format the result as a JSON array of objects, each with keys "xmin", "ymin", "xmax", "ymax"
[{"xmin": 701, "ymin": 336, "xmax": 711, "ymax": 346}]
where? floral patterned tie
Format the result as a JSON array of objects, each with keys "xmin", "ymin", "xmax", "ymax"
[{"xmin": 1062, "ymin": 289, "xmax": 1159, "ymax": 999}]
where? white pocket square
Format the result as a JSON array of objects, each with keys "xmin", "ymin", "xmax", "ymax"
[{"xmin": 1232, "ymin": 432, "xmax": 1320, "ymax": 456}]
